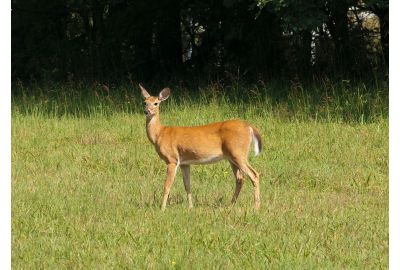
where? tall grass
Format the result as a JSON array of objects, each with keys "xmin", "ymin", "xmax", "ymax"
[{"xmin": 12, "ymin": 79, "xmax": 388, "ymax": 122}]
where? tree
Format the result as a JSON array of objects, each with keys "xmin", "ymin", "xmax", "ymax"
[
  {"xmin": 365, "ymin": 0, "xmax": 389, "ymax": 66},
  {"xmin": 11, "ymin": 0, "xmax": 388, "ymax": 83}
]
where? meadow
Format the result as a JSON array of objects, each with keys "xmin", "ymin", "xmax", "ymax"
[{"xmin": 12, "ymin": 80, "xmax": 388, "ymax": 269}]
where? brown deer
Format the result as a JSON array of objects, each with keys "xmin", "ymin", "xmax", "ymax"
[{"xmin": 139, "ymin": 84, "xmax": 262, "ymax": 210}]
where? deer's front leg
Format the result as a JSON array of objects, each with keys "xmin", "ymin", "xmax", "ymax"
[{"xmin": 161, "ymin": 163, "xmax": 178, "ymax": 211}]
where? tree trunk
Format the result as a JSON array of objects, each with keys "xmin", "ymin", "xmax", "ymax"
[
  {"xmin": 133, "ymin": 6, "xmax": 154, "ymax": 81},
  {"xmin": 373, "ymin": 6, "xmax": 389, "ymax": 67},
  {"xmin": 297, "ymin": 30, "xmax": 312, "ymax": 77},
  {"xmin": 326, "ymin": 1, "xmax": 353, "ymax": 75},
  {"xmin": 249, "ymin": 7, "xmax": 283, "ymax": 77},
  {"xmin": 91, "ymin": 0, "xmax": 104, "ymax": 80},
  {"xmin": 155, "ymin": 0, "xmax": 182, "ymax": 76}
]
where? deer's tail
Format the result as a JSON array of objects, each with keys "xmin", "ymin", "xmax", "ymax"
[{"xmin": 250, "ymin": 125, "xmax": 263, "ymax": 156}]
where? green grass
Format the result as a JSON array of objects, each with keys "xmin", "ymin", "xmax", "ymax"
[{"xmin": 12, "ymin": 82, "xmax": 388, "ymax": 269}]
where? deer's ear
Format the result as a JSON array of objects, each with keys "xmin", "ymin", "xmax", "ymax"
[
  {"xmin": 139, "ymin": 84, "xmax": 151, "ymax": 99},
  {"xmin": 159, "ymin": 88, "xmax": 171, "ymax": 101}
]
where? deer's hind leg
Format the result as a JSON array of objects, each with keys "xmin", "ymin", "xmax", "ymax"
[
  {"xmin": 245, "ymin": 162, "xmax": 261, "ymax": 209},
  {"xmin": 230, "ymin": 157, "xmax": 260, "ymax": 210},
  {"xmin": 181, "ymin": 165, "xmax": 193, "ymax": 209},
  {"xmin": 229, "ymin": 161, "xmax": 245, "ymax": 204},
  {"xmin": 224, "ymin": 130, "xmax": 260, "ymax": 209}
]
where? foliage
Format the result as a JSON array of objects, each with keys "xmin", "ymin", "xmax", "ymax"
[
  {"xmin": 11, "ymin": 0, "xmax": 389, "ymax": 83},
  {"xmin": 258, "ymin": 0, "xmax": 328, "ymax": 32}
]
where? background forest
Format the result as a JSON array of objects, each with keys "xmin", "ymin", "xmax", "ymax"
[{"xmin": 12, "ymin": 0, "xmax": 388, "ymax": 84}]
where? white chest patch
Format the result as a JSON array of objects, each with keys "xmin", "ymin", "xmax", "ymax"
[{"xmin": 180, "ymin": 155, "xmax": 225, "ymax": 165}]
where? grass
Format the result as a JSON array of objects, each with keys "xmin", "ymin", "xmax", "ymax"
[{"xmin": 12, "ymin": 81, "xmax": 388, "ymax": 269}]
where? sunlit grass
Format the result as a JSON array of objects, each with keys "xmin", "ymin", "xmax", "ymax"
[{"xmin": 12, "ymin": 82, "xmax": 388, "ymax": 269}]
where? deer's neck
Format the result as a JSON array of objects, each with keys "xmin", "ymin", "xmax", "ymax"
[{"xmin": 146, "ymin": 114, "xmax": 163, "ymax": 145}]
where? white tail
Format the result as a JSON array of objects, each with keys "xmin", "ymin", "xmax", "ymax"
[
  {"xmin": 251, "ymin": 127, "xmax": 262, "ymax": 156},
  {"xmin": 139, "ymin": 84, "xmax": 263, "ymax": 210}
]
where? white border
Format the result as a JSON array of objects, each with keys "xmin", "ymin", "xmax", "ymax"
[
  {"xmin": 389, "ymin": 0, "xmax": 398, "ymax": 268},
  {"xmin": 2, "ymin": 2, "xmax": 394, "ymax": 270},
  {"xmin": 0, "ymin": 0, "xmax": 11, "ymax": 269}
]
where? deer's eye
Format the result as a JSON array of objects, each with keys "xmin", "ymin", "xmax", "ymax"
[{"xmin": 154, "ymin": 102, "xmax": 158, "ymax": 106}]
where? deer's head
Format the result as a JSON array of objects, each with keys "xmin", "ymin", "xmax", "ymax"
[{"xmin": 139, "ymin": 84, "xmax": 170, "ymax": 118}]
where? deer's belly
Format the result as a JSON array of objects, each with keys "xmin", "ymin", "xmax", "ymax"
[{"xmin": 180, "ymin": 155, "xmax": 225, "ymax": 165}]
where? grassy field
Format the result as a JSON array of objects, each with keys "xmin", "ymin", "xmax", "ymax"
[{"xmin": 12, "ymin": 81, "xmax": 388, "ymax": 269}]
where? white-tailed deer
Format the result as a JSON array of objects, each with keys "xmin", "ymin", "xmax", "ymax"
[{"xmin": 139, "ymin": 84, "xmax": 262, "ymax": 210}]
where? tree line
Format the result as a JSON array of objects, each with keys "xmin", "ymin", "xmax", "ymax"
[{"xmin": 12, "ymin": 0, "xmax": 388, "ymax": 83}]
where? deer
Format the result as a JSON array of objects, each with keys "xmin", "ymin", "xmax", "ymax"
[{"xmin": 139, "ymin": 84, "xmax": 263, "ymax": 210}]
